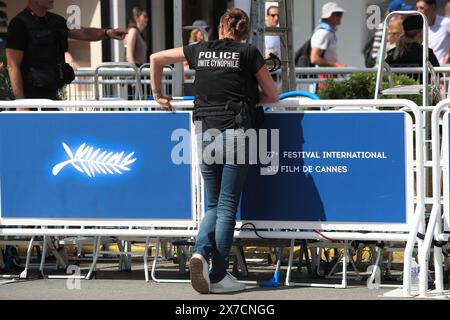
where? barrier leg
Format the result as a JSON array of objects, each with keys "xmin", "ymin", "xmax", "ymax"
[
  {"xmin": 297, "ymin": 242, "xmax": 304, "ymax": 273},
  {"xmin": 325, "ymin": 251, "xmax": 343, "ymax": 277},
  {"xmin": 387, "ymin": 248, "xmax": 393, "ymax": 276},
  {"xmin": 151, "ymin": 237, "xmax": 190, "ymax": 283},
  {"xmin": 349, "ymin": 252, "xmax": 362, "ymax": 281},
  {"xmin": 403, "ymin": 210, "xmax": 425, "ymax": 297},
  {"xmin": 117, "ymin": 239, "xmax": 128, "ymax": 272},
  {"xmin": 86, "ymin": 236, "xmax": 101, "ymax": 280},
  {"xmin": 144, "ymin": 237, "xmax": 150, "ymax": 283},
  {"xmin": 367, "ymin": 245, "xmax": 382, "ymax": 289},
  {"xmin": 285, "ymin": 239, "xmax": 295, "ymax": 286},
  {"xmin": 19, "ymin": 237, "xmax": 35, "ymax": 279},
  {"xmin": 0, "ymin": 246, "xmax": 5, "ymax": 270},
  {"xmin": 233, "ymin": 246, "xmax": 248, "ymax": 277},
  {"xmin": 433, "ymin": 245, "xmax": 444, "ymax": 293},
  {"xmin": 151, "ymin": 238, "xmax": 160, "ymax": 282},
  {"xmin": 125, "ymin": 240, "xmax": 132, "ymax": 271},
  {"xmin": 311, "ymin": 247, "xmax": 320, "ymax": 276},
  {"xmin": 341, "ymin": 241, "xmax": 348, "ymax": 288},
  {"xmin": 434, "ymin": 212, "xmax": 445, "ymax": 293},
  {"xmin": 39, "ymin": 235, "xmax": 48, "ymax": 277},
  {"xmin": 302, "ymin": 241, "xmax": 312, "ymax": 274}
]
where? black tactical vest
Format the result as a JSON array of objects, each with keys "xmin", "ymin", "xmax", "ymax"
[{"xmin": 16, "ymin": 8, "xmax": 68, "ymax": 91}]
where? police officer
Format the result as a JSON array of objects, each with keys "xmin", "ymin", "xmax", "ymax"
[
  {"xmin": 150, "ymin": 8, "xmax": 278, "ymax": 294},
  {"xmin": 6, "ymin": 0, "xmax": 127, "ymax": 106}
]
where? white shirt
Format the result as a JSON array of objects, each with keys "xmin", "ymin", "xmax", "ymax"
[
  {"xmin": 429, "ymin": 15, "xmax": 450, "ymax": 64},
  {"xmin": 310, "ymin": 28, "xmax": 338, "ymax": 64},
  {"xmin": 265, "ymin": 35, "xmax": 281, "ymax": 58}
]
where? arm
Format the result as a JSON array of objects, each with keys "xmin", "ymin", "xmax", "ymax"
[
  {"xmin": 6, "ymin": 49, "xmax": 24, "ymax": 100},
  {"xmin": 255, "ymin": 66, "xmax": 279, "ymax": 104},
  {"xmin": 68, "ymin": 27, "xmax": 127, "ymax": 41},
  {"xmin": 6, "ymin": 48, "xmax": 29, "ymax": 111},
  {"xmin": 65, "ymin": 52, "xmax": 79, "ymax": 71},
  {"xmin": 150, "ymin": 47, "xmax": 186, "ymax": 108},
  {"xmin": 442, "ymin": 53, "xmax": 450, "ymax": 65},
  {"xmin": 125, "ymin": 29, "xmax": 138, "ymax": 64},
  {"xmin": 310, "ymin": 47, "xmax": 345, "ymax": 67}
]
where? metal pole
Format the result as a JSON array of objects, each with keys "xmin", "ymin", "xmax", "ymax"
[
  {"xmin": 111, "ymin": 0, "xmax": 121, "ymax": 62},
  {"xmin": 173, "ymin": 0, "xmax": 184, "ymax": 97}
]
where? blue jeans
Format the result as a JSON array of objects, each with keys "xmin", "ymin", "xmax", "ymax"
[{"xmin": 194, "ymin": 130, "xmax": 249, "ymax": 283}]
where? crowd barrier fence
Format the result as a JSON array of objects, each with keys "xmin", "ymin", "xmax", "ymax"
[
  {"xmin": 0, "ymin": 98, "xmax": 444, "ymax": 298},
  {"xmin": 66, "ymin": 66, "xmax": 450, "ymax": 102}
]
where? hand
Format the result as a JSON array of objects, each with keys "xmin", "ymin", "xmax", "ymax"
[
  {"xmin": 67, "ymin": 60, "xmax": 79, "ymax": 71},
  {"xmin": 334, "ymin": 62, "xmax": 347, "ymax": 67},
  {"xmin": 107, "ymin": 28, "xmax": 128, "ymax": 40},
  {"xmin": 0, "ymin": 62, "xmax": 3, "ymax": 72},
  {"xmin": 154, "ymin": 94, "xmax": 173, "ymax": 110}
]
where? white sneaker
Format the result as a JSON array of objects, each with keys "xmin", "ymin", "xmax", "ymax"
[
  {"xmin": 189, "ymin": 253, "xmax": 210, "ymax": 294},
  {"xmin": 210, "ymin": 273, "xmax": 246, "ymax": 294}
]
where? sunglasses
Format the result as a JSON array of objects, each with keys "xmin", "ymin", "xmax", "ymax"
[{"xmin": 269, "ymin": 14, "xmax": 279, "ymax": 17}]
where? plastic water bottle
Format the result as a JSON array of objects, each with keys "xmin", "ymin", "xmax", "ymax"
[{"xmin": 410, "ymin": 259, "xmax": 420, "ymax": 292}]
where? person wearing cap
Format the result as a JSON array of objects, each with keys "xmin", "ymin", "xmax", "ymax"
[
  {"xmin": 416, "ymin": 0, "xmax": 450, "ymax": 64},
  {"xmin": 189, "ymin": 28, "xmax": 205, "ymax": 44},
  {"xmin": 386, "ymin": 14, "xmax": 439, "ymax": 80},
  {"xmin": 192, "ymin": 20, "xmax": 211, "ymax": 41},
  {"xmin": 365, "ymin": 0, "xmax": 413, "ymax": 67},
  {"xmin": 310, "ymin": 2, "xmax": 346, "ymax": 68},
  {"xmin": 264, "ymin": 5, "xmax": 281, "ymax": 59}
]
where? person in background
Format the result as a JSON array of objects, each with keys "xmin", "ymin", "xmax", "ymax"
[
  {"xmin": 189, "ymin": 28, "xmax": 204, "ymax": 44},
  {"xmin": 387, "ymin": 19, "xmax": 403, "ymax": 50},
  {"xmin": 124, "ymin": 7, "xmax": 149, "ymax": 67},
  {"xmin": 365, "ymin": 0, "xmax": 413, "ymax": 68},
  {"xmin": 310, "ymin": 2, "xmax": 346, "ymax": 90},
  {"xmin": 445, "ymin": 1, "xmax": 450, "ymax": 18},
  {"xmin": 192, "ymin": 20, "xmax": 211, "ymax": 41},
  {"xmin": 6, "ymin": 0, "xmax": 127, "ymax": 105},
  {"xmin": 265, "ymin": 5, "xmax": 281, "ymax": 59},
  {"xmin": 416, "ymin": 0, "xmax": 450, "ymax": 65},
  {"xmin": 150, "ymin": 8, "xmax": 278, "ymax": 294},
  {"xmin": 185, "ymin": 22, "xmax": 209, "ymax": 90},
  {"xmin": 386, "ymin": 14, "xmax": 439, "ymax": 80},
  {"xmin": 310, "ymin": 2, "xmax": 346, "ymax": 68}
]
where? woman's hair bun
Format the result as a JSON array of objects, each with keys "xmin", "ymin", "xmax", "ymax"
[{"xmin": 220, "ymin": 8, "xmax": 250, "ymax": 40}]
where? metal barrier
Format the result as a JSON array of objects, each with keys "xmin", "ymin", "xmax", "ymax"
[
  {"xmin": 424, "ymin": 99, "xmax": 450, "ymax": 298},
  {"xmin": 0, "ymin": 99, "xmax": 438, "ymax": 298},
  {"xmin": 93, "ymin": 62, "xmax": 142, "ymax": 101},
  {"xmin": 66, "ymin": 66, "xmax": 450, "ymax": 102},
  {"xmin": 0, "ymin": 100, "xmax": 198, "ymax": 282},
  {"xmin": 67, "ymin": 66, "xmax": 175, "ymax": 101}
]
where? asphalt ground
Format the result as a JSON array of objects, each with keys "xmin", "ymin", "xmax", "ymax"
[{"xmin": 0, "ymin": 258, "xmax": 440, "ymax": 300}]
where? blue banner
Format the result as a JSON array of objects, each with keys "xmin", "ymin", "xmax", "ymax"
[
  {"xmin": 238, "ymin": 112, "xmax": 408, "ymax": 223},
  {"xmin": 0, "ymin": 113, "xmax": 192, "ymax": 220}
]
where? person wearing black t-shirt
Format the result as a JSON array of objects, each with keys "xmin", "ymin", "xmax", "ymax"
[
  {"xmin": 6, "ymin": 0, "xmax": 128, "ymax": 109},
  {"xmin": 386, "ymin": 14, "xmax": 440, "ymax": 81},
  {"xmin": 150, "ymin": 8, "xmax": 278, "ymax": 294}
]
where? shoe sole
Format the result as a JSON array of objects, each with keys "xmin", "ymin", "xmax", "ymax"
[
  {"xmin": 210, "ymin": 286, "xmax": 246, "ymax": 294},
  {"xmin": 190, "ymin": 257, "xmax": 210, "ymax": 294}
]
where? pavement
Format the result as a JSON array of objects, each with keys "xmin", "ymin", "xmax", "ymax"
[{"xmin": 0, "ymin": 259, "xmax": 438, "ymax": 301}]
